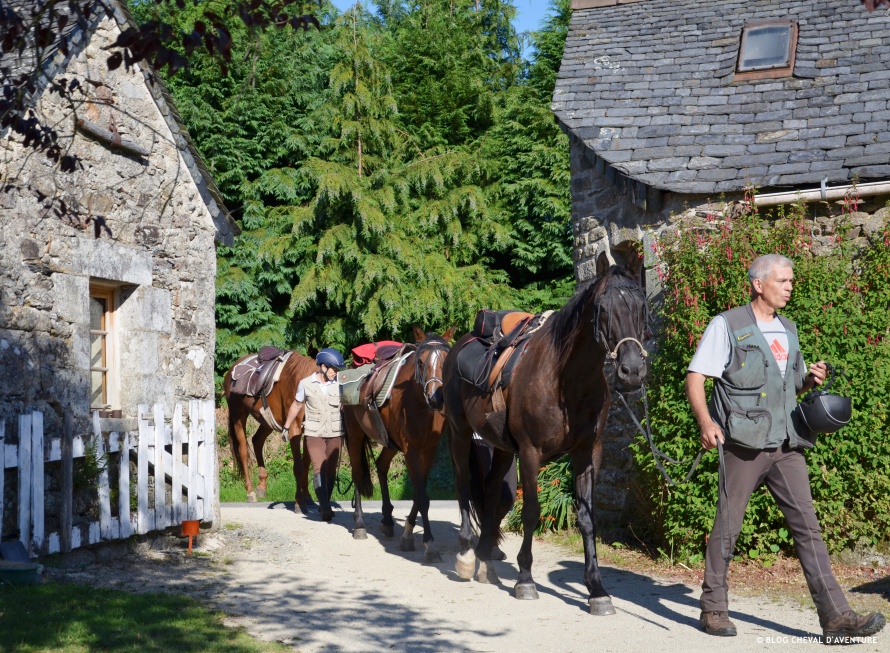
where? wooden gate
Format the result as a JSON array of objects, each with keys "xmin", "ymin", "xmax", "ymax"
[{"xmin": 0, "ymin": 400, "xmax": 217, "ymax": 558}]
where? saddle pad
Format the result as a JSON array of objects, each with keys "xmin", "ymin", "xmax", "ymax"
[
  {"xmin": 375, "ymin": 353, "xmax": 412, "ymax": 407},
  {"xmin": 351, "ymin": 341, "xmax": 403, "ymax": 367},
  {"xmin": 339, "ymin": 364, "xmax": 374, "ymax": 406},
  {"xmin": 455, "ymin": 337, "xmax": 491, "ymax": 390}
]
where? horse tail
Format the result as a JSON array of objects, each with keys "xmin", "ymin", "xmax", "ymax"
[
  {"xmin": 467, "ymin": 441, "xmax": 507, "ymax": 548},
  {"xmin": 357, "ymin": 435, "xmax": 375, "ymax": 498}
]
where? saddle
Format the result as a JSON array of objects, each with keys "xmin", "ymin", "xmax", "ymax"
[
  {"xmin": 230, "ymin": 347, "xmax": 292, "ymax": 398},
  {"xmin": 456, "ymin": 309, "xmax": 553, "ymax": 439},
  {"xmin": 353, "ymin": 343, "xmax": 416, "ymax": 450},
  {"xmin": 351, "ymin": 340, "xmax": 403, "ymax": 367}
]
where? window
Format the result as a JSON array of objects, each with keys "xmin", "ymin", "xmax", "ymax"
[
  {"xmin": 89, "ymin": 284, "xmax": 117, "ymax": 412},
  {"xmin": 736, "ymin": 21, "xmax": 797, "ymax": 80}
]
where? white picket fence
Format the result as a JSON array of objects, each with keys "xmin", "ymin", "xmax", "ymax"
[{"xmin": 0, "ymin": 400, "xmax": 217, "ymax": 558}]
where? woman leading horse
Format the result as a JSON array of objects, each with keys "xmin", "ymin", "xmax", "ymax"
[{"xmin": 442, "ymin": 252, "xmax": 649, "ymax": 615}]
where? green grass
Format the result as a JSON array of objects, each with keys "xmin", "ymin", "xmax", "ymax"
[
  {"xmin": 219, "ymin": 435, "xmax": 456, "ymax": 504},
  {"xmin": 0, "ymin": 582, "xmax": 292, "ymax": 652}
]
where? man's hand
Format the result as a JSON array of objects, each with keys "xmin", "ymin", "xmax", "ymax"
[
  {"xmin": 808, "ymin": 361, "xmax": 828, "ymax": 385},
  {"xmin": 699, "ymin": 419, "xmax": 725, "ymax": 451}
]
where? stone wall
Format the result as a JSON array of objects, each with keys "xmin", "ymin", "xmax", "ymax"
[
  {"xmin": 569, "ymin": 134, "xmax": 890, "ymax": 531},
  {"xmin": 0, "ymin": 16, "xmax": 219, "ymax": 441}
]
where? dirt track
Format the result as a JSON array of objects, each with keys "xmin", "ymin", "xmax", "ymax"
[{"xmin": 48, "ymin": 501, "xmax": 886, "ymax": 652}]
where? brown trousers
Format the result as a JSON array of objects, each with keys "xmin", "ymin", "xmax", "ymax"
[
  {"xmin": 304, "ymin": 435, "xmax": 342, "ymax": 481},
  {"xmin": 701, "ymin": 442, "xmax": 850, "ymax": 626}
]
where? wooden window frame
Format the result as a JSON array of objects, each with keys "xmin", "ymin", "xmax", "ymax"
[
  {"xmin": 89, "ymin": 283, "xmax": 119, "ymax": 414},
  {"xmin": 734, "ymin": 20, "xmax": 798, "ymax": 82}
]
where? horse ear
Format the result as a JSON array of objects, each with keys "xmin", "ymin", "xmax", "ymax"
[
  {"xmin": 413, "ymin": 325, "xmax": 425, "ymax": 342},
  {"xmin": 442, "ymin": 325, "xmax": 456, "ymax": 343},
  {"xmin": 596, "ymin": 251, "xmax": 611, "ymax": 277},
  {"xmin": 626, "ymin": 251, "xmax": 644, "ymax": 280}
]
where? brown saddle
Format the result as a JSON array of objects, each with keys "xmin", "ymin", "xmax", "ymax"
[
  {"xmin": 354, "ymin": 344, "xmax": 416, "ymax": 450},
  {"xmin": 230, "ymin": 347, "xmax": 291, "ymax": 397}
]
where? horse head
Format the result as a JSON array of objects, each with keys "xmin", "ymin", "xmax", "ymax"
[
  {"xmin": 591, "ymin": 252, "xmax": 650, "ymax": 388},
  {"xmin": 412, "ymin": 325, "xmax": 455, "ymax": 411}
]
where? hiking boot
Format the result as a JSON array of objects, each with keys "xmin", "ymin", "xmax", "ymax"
[
  {"xmin": 699, "ymin": 610, "xmax": 737, "ymax": 637},
  {"xmin": 822, "ymin": 610, "xmax": 886, "ymax": 645}
]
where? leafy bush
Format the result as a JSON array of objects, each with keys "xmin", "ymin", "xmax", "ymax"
[
  {"xmin": 505, "ymin": 456, "xmax": 575, "ymax": 534},
  {"xmin": 633, "ymin": 195, "xmax": 890, "ymax": 561}
]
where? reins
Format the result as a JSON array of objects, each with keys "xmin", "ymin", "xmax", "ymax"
[{"xmin": 612, "ymin": 383, "xmax": 706, "ymax": 486}]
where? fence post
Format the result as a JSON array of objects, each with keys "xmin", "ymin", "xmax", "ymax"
[
  {"xmin": 172, "ymin": 403, "xmax": 183, "ymax": 525},
  {"xmin": 61, "ymin": 410, "xmax": 74, "ymax": 552},
  {"xmin": 153, "ymin": 403, "xmax": 168, "ymax": 529},
  {"xmin": 119, "ymin": 431, "xmax": 132, "ymax": 538},
  {"xmin": 0, "ymin": 420, "xmax": 5, "ymax": 542},
  {"xmin": 95, "ymin": 411, "xmax": 111, "ymax": 540},
  {"xmin": 188, "ymin": 400, "xmax": 199, "ymax": 521},
  {"xmin": 204, "ymin": 399, "xmax": 218, "ymax": 524},
  {"xmin": 30, "ymin": 412, "xmax": 44, "ymax": 556},
  {"xmin": 17, "ymin": 413, "xmax": 32, "ymax": 556},
  {"xmin": 137, "ymin": 404, "xmax": 151, "ymax": 534}
]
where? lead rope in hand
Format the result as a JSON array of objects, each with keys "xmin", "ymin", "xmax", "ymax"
[
  {"xmin": 614, "ymin": 385, "xmax": 706, "ymax": 485},
  {"xmin": 716, "ymin": 440, "xmax": 734, "ymax": 569}
]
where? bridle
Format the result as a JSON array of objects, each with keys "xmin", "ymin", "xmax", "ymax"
[
  {"xmin": 414, "ymin": 338, "xmax": 451, "ymax": 409},
  {"xmin": 592, "ymin": 276, "xmax": 650, "ymax": 362}
]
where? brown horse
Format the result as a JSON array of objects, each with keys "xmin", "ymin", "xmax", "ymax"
[
  {"xmin": 441, "ymin": 252, "xmax": 649, "ymax": 615},
  {"xmin": 344, "ymin": 326, "xmax": 454, "ymax": 562},
  {"xmin": 223, "ymin": 351, "xmax": 318, "ymax": 505}
]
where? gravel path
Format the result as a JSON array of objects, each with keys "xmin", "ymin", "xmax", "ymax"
[{"xmin": 47, "ymin": 501, "xmax": 886, "ymax": 652}]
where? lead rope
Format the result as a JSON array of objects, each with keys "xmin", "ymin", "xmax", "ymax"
[
  {"xmin": 613, "ymin": 386, "xmax": 706, "ymax": 485},
  {"xmin": 716, "ymin": 440, "xmax": 733, "ymax": 566}
]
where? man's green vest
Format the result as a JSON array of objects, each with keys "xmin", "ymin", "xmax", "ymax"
[{"xmin": 709, "ymin": 304, "xmax": 810, "ymax": 450}]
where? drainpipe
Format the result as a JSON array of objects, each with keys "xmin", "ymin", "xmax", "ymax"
[{"xmin": 752, "ymin": 179, "xmax": 890, "ymax": 207}]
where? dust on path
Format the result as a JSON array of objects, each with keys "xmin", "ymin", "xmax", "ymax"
[{"xmin": 48, "ymin": 501, "xmax": 886, "ymax": 652}]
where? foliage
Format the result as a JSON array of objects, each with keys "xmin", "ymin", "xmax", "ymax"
[
  {"xmin": 634, "ymin": 197, "xmax": 890, "ymax": 562},
  {"xmin": 0, "ymin": 581, "xmax": 291, "ymax": 652},
  {"xmin": 505, "ymin": 455, "xmax": 576, "ymax": 534}
]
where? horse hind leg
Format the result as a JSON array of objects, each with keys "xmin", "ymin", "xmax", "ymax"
[
  {"xmin": 229, "ymin": 407, "xmax": 258, "ymax": 502},
  {"xmin": 252, "ymin": 425, "xmax": 272, "ymax": 499},
  {"xmin": 400, "ymin": 504, "xmax": 418, "ymax": 552},
  {"xmin": 375, "ymin": 447, "xmax": 397, "ymax": 538}
]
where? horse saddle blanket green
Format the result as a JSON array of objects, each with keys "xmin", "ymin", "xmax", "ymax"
[
  {"xmin": 339, "ymin": 364, "xmax": 374, "ymax": 406},
  {"xmin": 230, "ymin": 348, "xmax": 291, "ymax": 397}
]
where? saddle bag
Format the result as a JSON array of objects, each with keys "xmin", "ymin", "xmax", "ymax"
[{"xmin": 339, "ymin": 364, "xmax": 374, "ymax": 406}]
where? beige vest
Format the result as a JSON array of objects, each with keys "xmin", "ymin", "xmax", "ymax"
[{"xmin": 302, "ymin": 375, "xmax": 343, "ymax": 438}]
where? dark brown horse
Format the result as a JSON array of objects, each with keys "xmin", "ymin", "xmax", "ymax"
[
  {"xmin": 223, "ymin": 351, "xmax": 317, "ymax": 505},
  {"xmin": 344, "ymin": 326, "xmax": 454, "ymax": 562},
  {"xmin": 442, "ymin": 252, "xmax": 649, "ymax": 615}
]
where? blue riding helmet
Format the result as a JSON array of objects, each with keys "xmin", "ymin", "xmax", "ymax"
[{"xmin": 316, "ymin": 347, "xmax": 345, "ymax": 370}]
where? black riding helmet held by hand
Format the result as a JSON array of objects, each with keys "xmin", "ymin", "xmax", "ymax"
[{"xmin": 795, "ymin": 364, "xmax": 852, "ymax": 434}]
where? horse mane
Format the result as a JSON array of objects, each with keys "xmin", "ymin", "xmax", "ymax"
[{"xmin": 542, "ymin": 264, "xmax": 637, "ymax": 373}]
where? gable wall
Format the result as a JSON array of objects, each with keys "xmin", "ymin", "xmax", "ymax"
[{"xmin": 0, "ymin": 17, "xmax": 219, "ymax": 437}]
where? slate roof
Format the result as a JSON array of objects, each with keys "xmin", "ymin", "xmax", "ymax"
[
  {"xmin": 552, "ymin": 0, "xmax": 890, "ymax": 195},
  {"xmin": 0, "ymin": 0, "xmax": 240, "ymax": 245}
]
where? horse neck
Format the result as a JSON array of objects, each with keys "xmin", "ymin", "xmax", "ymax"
[{"xmin": 552, "ymin": 286, "xmax": 610, "ymax": 381}]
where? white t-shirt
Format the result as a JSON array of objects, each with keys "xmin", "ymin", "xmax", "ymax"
[
  {"xmin": 688, "ymin": 314, "xmax": 796, "ymax": 378},
  {"xmin": 295, "ymin": 375, "xmax": 338, "ymax": 402}
]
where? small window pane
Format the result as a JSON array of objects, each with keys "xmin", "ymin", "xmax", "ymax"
[
  {"xmin": 90, "ymin": 296, "xmax": 106, "ymax": 330},
  {"xmin": 739, "ymin": 24, "xmax": 792, "ymax": 71},
  {"xmin": 91, "ymin": 369, "xmax": 106, "ymax": 406}
]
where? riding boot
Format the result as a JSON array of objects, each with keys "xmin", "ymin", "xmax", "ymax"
[{"xmin": 314, "ymin": 473, "xmax": 334, "ymax": 522}]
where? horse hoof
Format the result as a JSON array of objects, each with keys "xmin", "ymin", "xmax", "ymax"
[
  {"xmin": 514, "ymin": 582, "xmax": 539, "ymax": 600},
  {"xmin": 321, "ymin": 510, "xmax": 334, "ymax": 523},
  {"xmin": 588, "ymin": 597, "xmax": 616, "ymax": 616},
  {"xmin": 246, "ymin": 491, "xmax": 258, "ymax": 503},
  {"xmin": 491, "ymin": 545, "xmax": 507, "ymax": 561},
  {"xmin": 423, "ymin": 546, "xmax": 443, "ymax": 564},
  {"xmin": 353, "ymin": 528, "xmax": 368, "ymax": 540},
  {"xmin": 455, "ymin": 551, "xmax": 477, "ymax": 580},
  {"xmin": 475, "ymin": 560, "xmax": 500, "ymax": 585},
  {"xmin": 379, "ymin": 523, "xmax": 395, "ymax": 538},
  {"xmin": 399, "ymin": 537, "xmax": 415, "ymax": 552}
]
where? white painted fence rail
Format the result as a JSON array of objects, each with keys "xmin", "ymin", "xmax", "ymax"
[{"xmin": 0, "ymin": 400, "xmax": 217, "ymax": 558}]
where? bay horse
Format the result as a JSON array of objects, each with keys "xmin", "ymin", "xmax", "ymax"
[
  {"xmin": 343, "ymin": 326, "xmax": 454, "ymax": 562},
  {"xmin": 223, "ymin": 351, "xmax": 318, "ymax": 505},
  {"xmin": 441, "ymin": 252, "xmax": 649, "ymax": 615}
]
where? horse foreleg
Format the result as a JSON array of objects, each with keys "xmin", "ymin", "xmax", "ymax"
[
  {"xmin": 402, "ymin": 447, "xmax": 442, "ymax": 562},
  {"xmin": 375, "ymin": 447, "xmax": 397, "ymax": 538},
  {"xmin": 449, "ymin": 429, "xmax": 477, "ymax": 580},
  {"xmin": 572, "ymin": 442, "xmax": 615, "ymax": 616},
  {"xmin": 288, "ymin": 435, "xmax": 308, "ymax": 512},
  {"xmin": 251, "ymin": 425, "xmax": 272, "ymax": 499},
  {"xmin": 514, "ymin": 447, "xmax": 543, "ymax": 600}
]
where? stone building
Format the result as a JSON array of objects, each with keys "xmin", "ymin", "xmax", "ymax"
[
  {"xmin": 553, "ymin": 0, "xmax": 890, "ymax": 529},
  {"xmin": 0, "ymin": 2, "xmax": 238, "ymax": 438}
]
